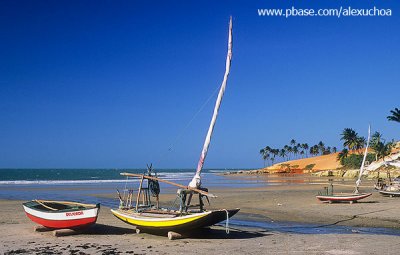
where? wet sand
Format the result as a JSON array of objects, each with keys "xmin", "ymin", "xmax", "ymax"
[{"xmin": 2, "ymin": 175, "xmax": 400, "ymax": 254}]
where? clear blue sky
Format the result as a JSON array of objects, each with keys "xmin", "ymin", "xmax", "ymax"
[{"xmin": 1, "ymin": 1, "xmax": 399, "ymax": 169}]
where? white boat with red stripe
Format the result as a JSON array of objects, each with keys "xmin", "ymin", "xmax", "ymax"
[{"xmin": 23, "ymin": 200, "xmax": 100, "ymax": 229}]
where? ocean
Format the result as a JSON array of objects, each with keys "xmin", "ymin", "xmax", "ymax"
[{"xmin": 0, "ymin": 168, "xmax": 258, "ymax": 207}]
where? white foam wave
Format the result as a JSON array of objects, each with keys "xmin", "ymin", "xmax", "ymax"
[
  {"xmin": 0, "ymin": 179, "xmax": 138, "ymax": 185},
  {"xmin": 0, "ymin": 172, "xmax": 217, "ymax": 185}
]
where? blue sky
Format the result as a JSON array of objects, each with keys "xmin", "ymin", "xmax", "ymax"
[{"xmin": 1, "ymin": 1, "xmax": 399, "ymax": 169}]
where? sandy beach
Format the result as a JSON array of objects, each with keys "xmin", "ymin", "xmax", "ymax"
[{"xmin": 2, "ymin": 175, "xmax": 400, "ymax": 255}]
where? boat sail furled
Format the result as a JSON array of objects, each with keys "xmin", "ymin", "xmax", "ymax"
[
  {"xmin": 355, "ymin": 125, "xmax": 371, "ymax": 192},
  {"xmin": 189, "ymin": 17, "xmax": 233, "ymax": 189}
]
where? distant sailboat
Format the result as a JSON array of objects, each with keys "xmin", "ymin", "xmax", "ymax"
[
  {"xmin": 316, "ymin": 125, "xmax": 372, "ymax": 203},
  {"xmin": 111, "ymin": 17, "xmax": 239, "ymax": 238}
]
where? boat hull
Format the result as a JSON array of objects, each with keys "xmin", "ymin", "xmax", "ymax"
[
  {"xmin": 111, "ymin": 208, "xmax": 239, "ymax": 233},
  {"xmin": 379, "ymin": 190, "xmax": 400, "ymax": 197},
  {"xmin": 23, "ymin": 201, "xmax": 100, "ymax": 229},
  {"xmin": 316, "ymin": 193, "xmax": 372, "ymax": 203}
]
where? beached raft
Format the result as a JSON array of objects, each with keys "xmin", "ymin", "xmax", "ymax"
[{"xmin": 23, "ymin": 200, "xmax": 100, "ymax": 229}]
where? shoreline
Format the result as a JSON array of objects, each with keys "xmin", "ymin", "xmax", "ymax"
[{"xmin": 2, "ymin": 174, "xmax": 400, "ymax": 254}]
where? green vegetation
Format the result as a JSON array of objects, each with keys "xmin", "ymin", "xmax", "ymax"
[
  {"xmin": 259, "ymin": 108, "xmax": 398, "ymax": 168},
  {"xmin": 304, "ymin": 164, "xmax": 315, "ymax": 170},
  {"xmin": 340, "ymin": 153, "xmax": 376, "ymax": 169}
]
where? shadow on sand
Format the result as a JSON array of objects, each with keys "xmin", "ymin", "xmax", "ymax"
[
  {"xmin": 82, "ymin": 224, "xmax": 268, "ymax": 240},
  {"xmin": 83, "ymin": 223, "xmax": 136, "ymax": 235},
  {"xmin": 188, "ymin": 226, "xmax": 271, "ymax": 240}
]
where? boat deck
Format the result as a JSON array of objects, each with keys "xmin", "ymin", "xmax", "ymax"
[{"xmin": 115, "ymin": 209, "xmax": 183, "ymax": 218}]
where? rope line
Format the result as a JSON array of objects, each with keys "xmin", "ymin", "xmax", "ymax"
[
  {"xmin": 157, "ymin": 85, "xmax": 221, "ymax": 163},
  {"xmin": 223, "ymin": 209, "xmax": 230, "ymax": 234}
]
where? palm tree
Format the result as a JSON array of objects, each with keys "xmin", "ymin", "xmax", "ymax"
[
  {"xmin": 318, "ymin": 141, "xmax": 325, "ymax": 155},
  {"xmin": 260, "ymin": 146, "xmax": 271, "ymax": 167},
  {"xmin": 293, "ymin": 145, "xmax": 299, "ymax": 159},
  {"xmin": 310, "ymin": 145, "xmax": 318, "ymax": 156},
  {"xmin": 337, "ymin": 148, "xmax": 349, "ymax": 164},
  {"xmin": 302, "ymin": 143, "xmax": 309, "ymax": 157},
  {"xmin": 270, "ymin": 149, "xmax": 279, "ymax": 166},
  {"xmin": 287, "ymin": 146, "xmax": 293, "ymax": 160},
  {"xmin": 341, "ymin": 128, "xmax": 359, "ymax": 151},
  {"xmin": 387, "ymin": 108, "xmax": 400, "ymax": 123},
  {"xmin": 373, "ymin": 141, "xmax": 393, "ymax": 162},
  {"xmin": 325, "ymin": 146, "xmax": 331, "ymax": 155},
  {"xmin": 283, "ymin": 145, "xmax": 290, "ymax": 160},
  {"xmin": 371, "ymin": 131, "xmax": 383, "ymax": 161},
  {"xmin": 290, "ymin": 139, "xmax": 296, "ymax": 147},
  {"xmin": 332, "ymin": 147, "xmax": 337, "ymax": 153},
  {"xmin": 279, "ymin": 149, "xmax": 287, "ymax": 162},
  {"xmin": 355, "ymin": 136, "xmax": 366, "ymax": 154}
]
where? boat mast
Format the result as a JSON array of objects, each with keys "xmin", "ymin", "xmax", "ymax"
[
  {"xmin": 188, "ymin": 17, "xmax": 233, "ymax": 188},
  {"xmin": 355, "ymin": 125, "xmax": 371, "ymax": 192}
]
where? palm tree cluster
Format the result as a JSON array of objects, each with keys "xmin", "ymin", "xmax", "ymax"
[
  {"xmin": 337, "ymin": 128, "xmax": 367, "ymax": 162},
  {"xmin": 337, "ymin": 128, "xmax": 394, "ymax": 163},
  {"xmin": 259, "ymin": 139, "xmax": 336, "ymax": 167},
  {"xmin": 370, "ymin": 131, "xmax": 394, "ymax": 162}
]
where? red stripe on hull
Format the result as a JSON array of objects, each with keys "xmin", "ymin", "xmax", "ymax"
[{"xmin": 25, "ymin": 212, "xmax": 97, "ymax": 229}]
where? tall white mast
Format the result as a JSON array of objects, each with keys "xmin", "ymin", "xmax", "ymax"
[
  {"xmin": 355, "ymin": 125, "xmax": 371, "ymax": 192},
  {"xmin": 188, "ymin": 17, "xmax": 233, "ymax": 188}
]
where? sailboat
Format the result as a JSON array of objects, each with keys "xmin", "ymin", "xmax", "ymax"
[
  {"xmin": 111, "ymin": 17, "xmax": 239, "ymax": 238},
  {"xmin": 316, "ymin": 126, "xmax": 373, "ymax": 203}
]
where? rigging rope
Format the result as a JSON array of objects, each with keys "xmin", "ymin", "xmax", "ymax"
[
  {"xmin": 223, "ymin": 209, "xmax": 230, "ymax": 234},
  {"xmin": 156, "ymin": 85, "xmax": 221, "ymax": 164}
]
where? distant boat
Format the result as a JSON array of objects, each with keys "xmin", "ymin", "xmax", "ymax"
[
  {"xmin": 316, "ymin": 192, "xmax": 372, "ymax": 204},
  {"xmin": 316, "ymin": 126, "xmax": 372, "ymax": 204},
  {"xmin": 23, "ymin": 200, "xmax": 100, "ymax": 229},
  {"xmin": 378, "ymin": 178, "xmax": 400, "ymax": 197}
]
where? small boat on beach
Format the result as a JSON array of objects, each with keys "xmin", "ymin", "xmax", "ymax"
[
  {"xmin": 316, "ymin": 190, "xmax": 372, "ymax": 204},
  {"xmin": 378, "ymin": 178, "xmax": 400, "ymax": 197},
  {"xmin": 111, "ymin": 171, "xmax": 239, "ymax": 235},
  {"xmin": 23, "ymin": 200, "xmax": 100, "ymax": 229},
  {"xmin": 379, "ymin": 190, "xmax": 400, "ymax": 197},
  {"xmin": 316, "ymin": 126, "xmax": 372, "ymax": 204},
  {"xmin": 112, "ymin": 17, "xmax": 239, "ymax": 239}
]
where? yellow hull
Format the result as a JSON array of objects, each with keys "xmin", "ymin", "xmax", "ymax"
[{"xmin": 111, "ymin": 208, "xmax": 239, "ymax": 232}]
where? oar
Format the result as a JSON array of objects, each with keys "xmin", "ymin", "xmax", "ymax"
[
  {"xmin": 34, "ymin": 200, "xmax": 58, "ymax": 211},
  {"xmin": 120, "ymin": 172, "xmax": 217, "ymax": 198}
]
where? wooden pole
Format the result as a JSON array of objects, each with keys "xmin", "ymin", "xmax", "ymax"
[
  {"xmin": 136, "ymin": 175, "xmax": 144, "ymax": 211},
  {"xmin": 168, "ymin": 231, "xmax": 182, "ymax": 240},
  {"xmin": 34, "ymin": 225, "xmax": 53, "ymax": 232},
  {"xmin": 34, "ymin": 200, "xmax": 58, "ymax": 211},
  {"xmin": 120, "ymin": 172, "xmax": 216, "ymax": 198},
  {"xmin": 53, "ymin": 229, "xmax": 79, "ymax": 237}
]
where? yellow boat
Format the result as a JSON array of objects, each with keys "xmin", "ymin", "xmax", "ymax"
[
  {"xmin": 111, "ymin": 207, "xmax": 239, "ymax": 232},
  {"xmin": 111, "ymin": 172, "xmax": 239, "ymax": 235},
  {"xmin": 111, "ymin": 17, "xmax": 238, "ymax": 238}
]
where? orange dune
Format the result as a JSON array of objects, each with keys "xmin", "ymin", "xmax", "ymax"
[
  {"xmin": 263, "ymin": 153, "xmax": 342, "ymax": 172},
  {"xmin": 262, "ymin": 142, "xmax": 400, "ymax": 173}
]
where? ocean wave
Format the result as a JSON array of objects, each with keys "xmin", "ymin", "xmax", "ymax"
[
  {"xmin": 0, "ymin": 179, "xmax": 139, "ymax": 185},
  {"xmin": 0, "ymin": 171, "xmax": 218, "ymax": 185}
]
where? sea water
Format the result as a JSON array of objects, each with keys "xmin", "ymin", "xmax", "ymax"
[{"xmin": 0, "ymin": 168, "xmax": 258, "ymax": 207}]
